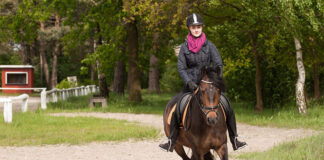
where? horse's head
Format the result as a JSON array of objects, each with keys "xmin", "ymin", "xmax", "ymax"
[{"xmin": 196, "ymin": 66, "xmax": 226, "ymax": 126}]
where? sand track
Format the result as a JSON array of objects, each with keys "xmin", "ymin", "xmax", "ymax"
[{"xmin": 0, "ymin": 112, "xmax": 318, "ymax": 160}]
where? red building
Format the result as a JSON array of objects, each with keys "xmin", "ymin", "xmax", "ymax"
[{"xmin": 0, "ymin": 65, "xmax": 34, "ymax": 93}]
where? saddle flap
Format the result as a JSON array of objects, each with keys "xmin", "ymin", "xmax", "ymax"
[{"xmin": 167, "ymin": 93, "xmax": 192, "ymax": 130}]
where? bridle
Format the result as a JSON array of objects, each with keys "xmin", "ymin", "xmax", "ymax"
[{"xmin": 193, "ymin": 79, "xmax": 221, "ymax": 116}]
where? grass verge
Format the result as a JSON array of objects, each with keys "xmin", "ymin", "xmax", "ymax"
[
  {"xmin": 47, "ymin": 92, "xmax": 324, "ymax": 130},
  {"xmin": 0, "ymin": 112, "xmax": 159, "ymax": 146},
  {"xmin": 46, "ymin": 91, "xmax": 173, "ymax": 115},
  {"xmin": 238, "ymin": 132, "xmax": 324, "ymax": 160},
  {"xmin": 232, "ymin": 101, "xmax": 324, "ymax": 130}
]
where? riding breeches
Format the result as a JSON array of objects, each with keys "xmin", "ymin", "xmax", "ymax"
[{"xmin": 220, "ymin": 93, "xmax": 239, "ymax": 144}]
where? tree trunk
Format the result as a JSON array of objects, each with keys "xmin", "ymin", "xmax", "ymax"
[
  {"xmin": 89, "ymin": 37, "xmax": 96, "ymax": 82},
  {"xmin": 90, "ymin": 63, "xmax": 96, "ymax": 82},
  {"xmin": 126, "ymin": 21, "xmax": 142, "ymax": 102},
  {"xmin": 31, "ymin": 38, "xmax": 38, "ymax": 64},
  {"xmin": 294, "ymin": 37, "xmax": 307, "ymax": 114},
  {"xmin": 113, "ymin": 60, "xmax": 125, "ymax": 95},
  {"xmin": 148, "ymin": 33, "xmax": 160, "ymax": 94},
  {"xmin": 94, "ymin": 23, "xmax": 109, "ymax": 98},
  {"xmin": 249, "ymin": 32, "xmax": 263, "ymax": 112},
  {"xmin": 311, "ymin": 45, "xmax": 320, "ymax": 100},
  {"xmin": 39, "ymin": 21, "xmax": 50, "ymax": 88},
  {"xmin": 314, "ymin": 61, "xmax": 320, "ymax": 100},
  {"xmin": 148, "ymin": 55, "xmax": 160, "ymax": 94},
  {"xmin": 26, "ymin": 43, "xmax": 31, "ymax": 64},
  {"xmin": 20, "ymin": 42, "xmax": 27, "ymax": 64},
  {"xmin": 51, "ymin": 13, "xmax": 60, "ymax": 89}
]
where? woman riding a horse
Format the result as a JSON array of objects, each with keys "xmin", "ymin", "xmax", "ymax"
[{"xmin": 159, "ymin": 13, "xmax": 247, "ymax": 154}]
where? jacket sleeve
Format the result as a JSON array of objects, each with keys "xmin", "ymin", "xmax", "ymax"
[
  {"xmin": 210, "ymin": 43, "xmax": 223, "ymax": 77},
  {"xmin": 177, "ymin": 44, "xmax": 191, "ymax": 84}
]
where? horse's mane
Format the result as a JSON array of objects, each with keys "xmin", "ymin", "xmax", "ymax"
[{"xmin": 200, "ymin": 66, "xmax": 226, "ymax": 92}]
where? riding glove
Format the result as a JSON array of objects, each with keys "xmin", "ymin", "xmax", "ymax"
[{"xmin": 188, "ymin": 81, "xmax": 198, "ymax": 92}]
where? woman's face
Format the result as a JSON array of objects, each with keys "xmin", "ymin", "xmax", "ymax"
[{"xmin": 189, "ymin": 25, "xmax": 203, "ymax": 37}]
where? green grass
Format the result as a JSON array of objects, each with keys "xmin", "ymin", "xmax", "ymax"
[
  {"xmin": 238, "ymin": 132, "xmax": 324, "ymax": 160},
  {"xmin": 47, "ymin": 91, "xmax": 174, "ymax": 115},
  {"xmin": 232, "ymin": 101, "xmax": 324, "ymax": 130},
  {"xmin": 47, "ymin": 92, "xmax": 324, "ymax": 130},
  {"xmin": 0, "ymin": 91, "xmax": 41, "ymax": 97},
  {"xmin": 0, "ymin": 112, "xmax": 159, "ymax": 146}
]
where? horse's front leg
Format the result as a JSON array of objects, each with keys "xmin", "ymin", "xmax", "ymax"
[
  {"xmin": 215, "ymin": 143, "xmax": 228, "ymax": 160},
  {"xmin": 174, "ymin": 144, "xmax": 190, "ymax": 160},
  {"xmin": 190, "ymin": 150, "xmax": 205, "ymax": 160},
  {"xmin": 203, "ymin": 151, "xmax": 215, "ymax": 160}
]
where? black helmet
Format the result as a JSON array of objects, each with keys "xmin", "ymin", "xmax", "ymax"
[{"xmin": 186, "ymin": 13, "xmax": 203, "ymax": 27}]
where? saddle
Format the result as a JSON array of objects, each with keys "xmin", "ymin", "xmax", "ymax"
[
  {"xmin": 167, "ymin": 92, "xmax": 192, "ymax": 130},
  {"xmin": 167, "ymin": 92, "xmax": 229, "ymax": 130}
]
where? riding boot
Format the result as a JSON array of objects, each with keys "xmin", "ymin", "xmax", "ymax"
[
  {"xmin": 221, "ymin": 94, "xmax": 247, "ymax": 151},
  {"xmin": 159, "ymin": 112, "xmax": 179, "ymax": 152}
]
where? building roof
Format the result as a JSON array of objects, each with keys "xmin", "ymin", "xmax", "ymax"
[{"xmin": 0, "ymin": 65, "xmax": 34, "ymax": 69}]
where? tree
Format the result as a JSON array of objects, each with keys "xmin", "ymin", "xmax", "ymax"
[
  {"xmin": 148, "ymin": 33, "xmax": 160, "ymax": 94},
  {"xmin": 125, "ymin": 20, "xmax": 142, "ymax": 101},
  {"xmin": 294, "ymin": 37, "xmax": 306, "ymax": 113},
  {"xmin": 275, "ymin": 0, "xmax": 324, "ymax": 113}
]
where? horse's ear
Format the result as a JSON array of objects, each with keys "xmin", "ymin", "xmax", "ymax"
[{"xmin": 201, "ymin": 66, "xmax": 207, "ymax": 77}]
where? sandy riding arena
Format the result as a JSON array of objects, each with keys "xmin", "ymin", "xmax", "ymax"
[{"xmin": 0, "ymin": 112, "xmax": 318, "ymax": 160}]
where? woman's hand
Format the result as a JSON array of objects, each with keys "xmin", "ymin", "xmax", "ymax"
[{"xmin": 188, "ymin": 81, "xmax": 198, "ymax": 92}]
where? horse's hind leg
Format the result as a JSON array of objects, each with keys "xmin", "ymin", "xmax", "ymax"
[
  {"xmin": 175, "ymin": 144, "xmax": 190, "ymax": 160},
  {"xmin": 204, "ymin": 151, "xmax": 215, "ymax": 160},
  {"xmin": 215, "ymin": 144, "xmax": 228, "ymax": 160}
]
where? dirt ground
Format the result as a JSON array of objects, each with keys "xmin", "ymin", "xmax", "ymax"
[{"xmin": 0, "ymin": 112, "xmax": 319, "ymax": 160}]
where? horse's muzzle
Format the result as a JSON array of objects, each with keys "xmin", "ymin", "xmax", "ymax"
[{"xmin": 206, "ymin": 112, "xmax": 218, "ymax": 126}]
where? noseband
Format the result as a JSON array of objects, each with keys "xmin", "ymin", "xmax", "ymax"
[{"xmin": 193, "ymin": 80, "xmax": 221, "ymax": 116}]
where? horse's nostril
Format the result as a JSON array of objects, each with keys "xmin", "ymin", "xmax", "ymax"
[{"xmin": 207, "ymin": 117, "xmax": 216, "ymax": 125}]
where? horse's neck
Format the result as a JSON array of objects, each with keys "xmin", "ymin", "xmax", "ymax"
[{"xmin": 190, "ymin": 100, "xmax": 207, "ymax": 131}]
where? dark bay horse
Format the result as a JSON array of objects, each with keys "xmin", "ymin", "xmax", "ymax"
[{"xmin": 163, "ymin": 66, "xmax": 228, "ymax": 160}]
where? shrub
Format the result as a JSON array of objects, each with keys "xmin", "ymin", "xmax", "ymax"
[{"xmin": 56, "ymin": 79, "xmax": 77, "ymax": 89}]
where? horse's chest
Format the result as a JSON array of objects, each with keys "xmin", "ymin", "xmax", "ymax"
[
  {"xmin": 201, "ymin": 128, "xmax": 227, "ymax": 147},
  {"xmin": 204, "ymin": 134, "xmax": 226, "ymax": 147}
]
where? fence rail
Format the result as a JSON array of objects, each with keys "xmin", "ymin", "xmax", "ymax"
[
  {"xmin": 46, "ymin": 85, "xmax": 98, "ymax": 103},
  {"xmin": 0, "ymin": 94, "xmax": 29, "ymax": 123},
  {"xmin": 0, "ymin": 85, "xmax": 98, "ymax": 123}
]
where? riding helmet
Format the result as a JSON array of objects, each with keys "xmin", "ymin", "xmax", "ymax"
[{"xmin": 186, "ymin": 13, "xmax": 203, "ymax": 27}]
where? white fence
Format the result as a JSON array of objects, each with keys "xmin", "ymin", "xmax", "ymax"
[
  {"xmin": 0, "ymin": 94, "xmax": 29, "ymax": 123},
  {"xmin": 0, "ymin": 85, "xmax": 98, "ymax": 123},
  {"xmin": 46, "ymin": 85, "xmax": 98, "ymax": 103}
]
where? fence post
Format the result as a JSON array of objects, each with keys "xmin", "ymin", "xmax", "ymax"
[
  {"xmin": 75, "ymin": 88, "xmax": 79, "ymax": 96},
  {"xmin": 91, "ymin": 85, "xmax": 95, "ymax": 93},
  {"xmin": 66, "ymin": 89, "xmax": 69, "ymax": 99},
  {"xmin": 3, "ymin": 99, "xmax": 12, "ymax": 123},
  {"xmin": 85, "ymin": 86, "xmax": 89, "ymax": 95},
  {"xmin": 58, "ymin": 90, "xmax": 62, "ymax": 100},
  {"xmin": 52, "ymin": 89, "xmax": 58, "ymax": 102},
  {"xmin": 41, "ymin": 89, "xmax": 47, "ymax": 109},
  {"xmin": 62, "ymin": 89, "xmax": 66, "ymax": 100},
  {"xmin": 22, "ymin": 96, "xmax": 28, "ymax": 112},
  {"xmin": 80, "ymin": 86, "xmax": 84, "ymax": 95}
]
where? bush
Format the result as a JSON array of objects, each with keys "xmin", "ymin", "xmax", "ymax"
[
  {"xmin": 160, "ymin": 59, "xmax": 184, "ymax": 93},
  {"xmin": 56, "ymin": 79, "xmax": 77, "ymax": 89}
]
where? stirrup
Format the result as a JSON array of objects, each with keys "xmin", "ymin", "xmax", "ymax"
[{"xmin": 159, "ymin": 139, "xmax": 174, "ymax": 152}]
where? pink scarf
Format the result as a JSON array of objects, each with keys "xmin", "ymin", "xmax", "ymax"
[{"xmin": 187, "ymin": 32, "xmax": 206, "ymax": 53}]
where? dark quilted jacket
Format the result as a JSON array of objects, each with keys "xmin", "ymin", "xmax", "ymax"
[{"xmin": 177, "ymin": 39, "xmax": 223, "ymax": 85}]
